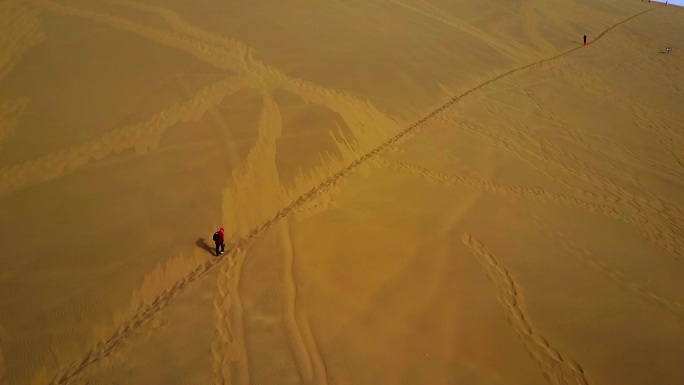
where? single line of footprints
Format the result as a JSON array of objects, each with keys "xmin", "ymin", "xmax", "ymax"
[
  {"xmin": 461, "ymin": 234, "xmax": 589, "ymax": 385},
  {"xmin": 48, "ymin": 173, "xmax": 345, "ymax": 384},
  {"xmin": 211, "ymin": 249, "xmax": 250, "ymax": 385},
  {"xmin": 48, "ymin": 258, "xmax": 216, "ymax": 384}
]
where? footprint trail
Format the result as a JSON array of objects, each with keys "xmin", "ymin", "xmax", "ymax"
[{"xmin": 462, "ymin": 233, "xmax": 590, "ymax": 385}]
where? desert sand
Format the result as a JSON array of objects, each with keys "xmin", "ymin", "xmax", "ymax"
[{"xmin": 0, "ymin": 0, "xmax": 683, "ymax": 384}]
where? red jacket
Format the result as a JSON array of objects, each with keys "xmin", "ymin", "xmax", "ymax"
[{"xmin": 216, "ymin": 228, "xmax": 225, "ymax": 243}]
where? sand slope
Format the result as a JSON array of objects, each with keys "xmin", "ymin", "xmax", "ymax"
[{"xmin": 0, "ymin": 0, "xmax": 682, "ymax": 384}]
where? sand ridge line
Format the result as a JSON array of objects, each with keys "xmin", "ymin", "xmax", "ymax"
[
  {"xmin": 279, "ymin": 219, "xmax": 328, "ymax": 385},
  {"xmin": 593, "ymin": 8, "xmax": 654, "ymax": 43},
  {"xmin": 41, "ymin": 1, "xmax": 656, "ymax": 202},
  {"xmin": 461, "ymin": 233, "xmax": 590, "ymax": 385},
  {"xmin": 424, "ymin": 8, "xmax": 655, "ymax": 116},
  {"xmin": 0, "ymin": 0, "xmax": 45, "ymax": 83},
  {"xmin": 0, "ymin": 77, "xmax": 246, "ymax": 196},
  {"xmin": 211, "ymin": 248, "xmax": 249, "ymax": 385},
  {"xmin": 0, "ymin": 98, "xmax": 29, "ymax": 153},
  {"xmin": 45, "ymin": 7, "xmax": 656, "ymax": 383},
  {"xmin": 47, "ymin": 126, "xmax": 344, "ymax": 385},
  {"xmin": 437, "ymin": 110, "xmax": 683, "ymax": 261},
  {"xmin": 369, "ymin": 6, "xmax": 656, "ymax": 155},
  {"xmin": 36, "ymin": 0, "xmax": 659, "ymax": 179},
  {"xmin": 529, "ymin": 215, "xmax": 684, "ymax": 321}
]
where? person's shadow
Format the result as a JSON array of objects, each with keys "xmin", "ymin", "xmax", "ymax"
[{"xmin": 196, "ymin": 237, "xmax": 215, "ymax": 256}]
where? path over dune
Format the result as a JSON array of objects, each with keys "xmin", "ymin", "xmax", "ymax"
[{"xmin": 45, "ymin": 6, "xmax": 658, "ymax": 384}]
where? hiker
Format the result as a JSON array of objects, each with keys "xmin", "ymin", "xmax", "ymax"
[
  {"xmin": 583, "ymin": 35, "xmax": 587, "ymax": 45},
  {"xmin": 213, "ymin": 227, "xmax": 225, "ymax": 256}
]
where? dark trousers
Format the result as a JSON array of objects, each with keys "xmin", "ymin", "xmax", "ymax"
[{"xmin": 215, "ymin": 242, "xmax": 225, "ymax": 256}]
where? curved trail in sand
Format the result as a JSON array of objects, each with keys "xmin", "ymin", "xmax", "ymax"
[
  {"xmin": 45, "ymin": 7, "xmax": 656, "ymax": 384},
  {"xmin": 376, "ymin": 156, "xmax": 684, "ymax": 321},
  {"xmin": 211, "ymin": 249, "xmax": 249, "ymax": 385},
  {"xmin": 279, "ymin": 219, "xmax": 328, "ymax": 385},
  {"xmin": 462, "ymin": 234, "xmax": 590, "ymax": 385}
]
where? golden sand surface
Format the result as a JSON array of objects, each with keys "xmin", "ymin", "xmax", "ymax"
[{"xmin": 0, "ymin": 0, "xmax": 683, "ymax": 384}]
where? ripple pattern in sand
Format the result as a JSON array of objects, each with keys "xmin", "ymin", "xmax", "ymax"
[{"xmin": 20, "ymin": 2, "xmax": 659, "ymax": 383}]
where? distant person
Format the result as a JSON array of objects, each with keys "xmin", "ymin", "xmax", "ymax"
[
  {"xmin": 213, "ymin": 227, "xmax": 225, "ymax": 256},
  {"xmin": 583, "ymin": 35, "xmax": 587, "ymax": 45}
]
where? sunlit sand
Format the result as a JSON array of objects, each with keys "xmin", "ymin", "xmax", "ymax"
[{"xmin": 1, "ymin": 1, "xmax": 683, "ymax": 384}]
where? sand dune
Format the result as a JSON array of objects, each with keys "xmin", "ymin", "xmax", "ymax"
[{"xmin": 0, "ymin": 0, "xmax": 682, "ymax": 384}]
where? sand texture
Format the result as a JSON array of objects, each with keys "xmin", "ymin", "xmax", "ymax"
[{"xmin": 0, "ymin": 0, "xmax": 683, "ymax": 384}]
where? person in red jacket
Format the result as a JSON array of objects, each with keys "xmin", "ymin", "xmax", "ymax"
[{"xmin": 213, "ymin": 227, "xmax": 225, "ymax": 256}]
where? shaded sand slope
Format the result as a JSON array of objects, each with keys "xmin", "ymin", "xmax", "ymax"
[{"xmin": 0, "ymin": 0, "xmax": 682, "ymax": 384}]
